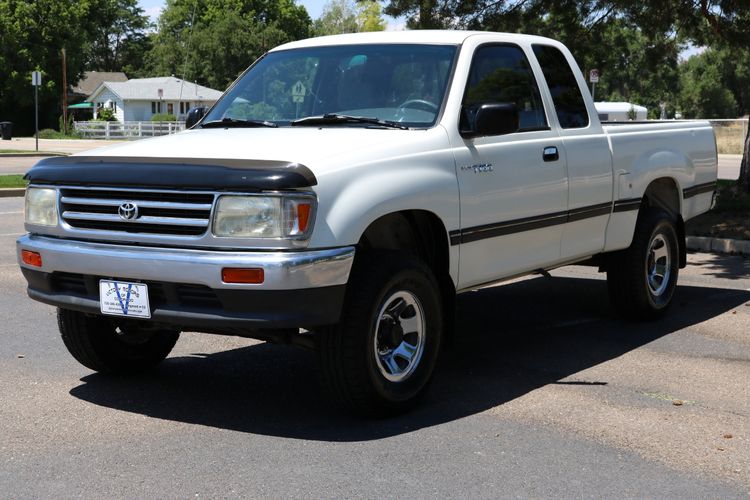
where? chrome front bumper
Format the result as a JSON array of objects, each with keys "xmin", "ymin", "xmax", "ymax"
[{"xmin": 17, "ymin": 234, "xmax": 355, "ymax": 291}]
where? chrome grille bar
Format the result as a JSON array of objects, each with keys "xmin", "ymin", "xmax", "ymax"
[
  {"xmin": 62, "ymin": 212, "xmax": 210, "ymax": 227},
  {"xmin": 60, "ymin": 196, "xmax": 213, "ymax": 211}
]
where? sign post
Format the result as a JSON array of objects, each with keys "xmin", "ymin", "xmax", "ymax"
[
  {"xmin": 31, "ymin": 71, "xmax": 41, "ymax": 152},
  {"xmin": 589, "ymin": 69, "xmax": 599, "ymax": 102}
]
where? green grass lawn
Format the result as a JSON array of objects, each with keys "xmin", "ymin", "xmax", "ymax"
[{"xmin": 0, "ymin": 174, "xmax": 27, "ymax": 188}]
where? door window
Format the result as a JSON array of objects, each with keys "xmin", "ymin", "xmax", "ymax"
[
  {"xmin": 532, "ymin": 44, "xmax": 590, "ymax": 129},
  {"xmin": 462, "ymin": 44, "xmax": 547, "ymax": 132}
]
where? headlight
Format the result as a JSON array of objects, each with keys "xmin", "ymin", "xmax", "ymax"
[
  {"xmin": 212, "ymin": 195, "xmax": 315, "ymax": 238},
  {"xmin": 25, "ymin": 187, "xmax": 58, "ymax": 226}
]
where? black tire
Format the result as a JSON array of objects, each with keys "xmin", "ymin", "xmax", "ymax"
[
  {"xmin": 607, "ymin": 208, "xmax": 680, "ymax": 320},
  {"xmin": 318, "ymin": 251, "xmax": 443, "ymax": 417},
  {"xmin": 58, "ymin": 308, "xmax": 179, "ymax": 373}
]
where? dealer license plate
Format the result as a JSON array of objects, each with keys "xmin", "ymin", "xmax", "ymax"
[{"xmin": 99, "ymin": 280, "xmax": 151, "ymax": 319}]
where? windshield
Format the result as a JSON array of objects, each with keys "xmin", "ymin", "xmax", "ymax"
[{"xmin": 203, "ymin": 44, "xmax": 458, "ymax": 128}]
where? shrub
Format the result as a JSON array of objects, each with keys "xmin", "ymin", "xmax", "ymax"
[
  {"xmin": 38, "ymin": 128, "xmax": 61, "ymax": 139},
  {"xmin": 95, "ymin": 108, "xmax": 117, "ymax": 122},
  {"xmin": 151, "ymin": 113, "xmax": 177, "ymax": 121},
  {"xmin": 36, "ymin": 128, "xmax": 82, "ymax": 139}
]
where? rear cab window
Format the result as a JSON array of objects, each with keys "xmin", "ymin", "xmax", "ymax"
[
  {"xmin": 531, "ymin": 44, "xmax": 590, "ymax": 129},
  {"xmin": 461, "ymin": 44, "xmax": 548, "ymax": 134}
]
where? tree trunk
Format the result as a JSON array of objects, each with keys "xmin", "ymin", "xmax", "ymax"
[{"xmin": 741, "ymin": 123, "xmax": 750, "ymax": 192}]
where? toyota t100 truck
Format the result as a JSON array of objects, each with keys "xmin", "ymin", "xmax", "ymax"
[{"xmin": 17, "ymin": 31, "xmax": 717, "ymax": 416}]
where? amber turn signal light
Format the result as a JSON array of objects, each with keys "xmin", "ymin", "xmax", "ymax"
[
  {"xmin": 221, "ymin": 268, "xmax": 264, "ymax": 284},
  {"xmin": 296, "ymin": 203, "xmax": 312, "ymax": 233},
  {"xmin": 21, "ymin": 250, "xmax": 43, "ymax": 268}
]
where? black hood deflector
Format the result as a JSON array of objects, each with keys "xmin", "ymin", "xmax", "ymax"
[{"xmin": 24, "ymin": 156, "xmax": 317, "ymax": 191}]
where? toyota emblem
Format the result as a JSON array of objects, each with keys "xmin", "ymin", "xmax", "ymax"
[{"xmin": 118, "ymin": 202, "xmax": 139, "ymax": 221}]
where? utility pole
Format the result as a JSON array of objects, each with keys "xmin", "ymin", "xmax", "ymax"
[{"xmin": 62, "ymin": 48, "xmax": 68, "ymax": 135}]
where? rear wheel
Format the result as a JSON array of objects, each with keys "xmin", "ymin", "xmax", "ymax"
[
  {"xmin": 318, "ymin": 251, "xmax": 443, "ymax": 417},
  {"xmin": 607, "ymin": 208, "xmax": 680, "ymax": 320},
  {"xmin": 58, "ymin": 308, "xmax": 179, "ymax": 373}
]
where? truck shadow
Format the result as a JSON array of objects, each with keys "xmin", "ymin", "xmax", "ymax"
[{"xmin": 70, "ymin": 275, "xmax": 750, "ymax": 442}]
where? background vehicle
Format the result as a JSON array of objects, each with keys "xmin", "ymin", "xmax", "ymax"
[{"xmin": 17, "ymin": 31, "xmax": 717, "ymax": 416}]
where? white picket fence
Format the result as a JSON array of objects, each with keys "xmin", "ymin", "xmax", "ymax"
[{"xmin": 74, "ymin": 121, "xmax": 186, "ymax": 139}]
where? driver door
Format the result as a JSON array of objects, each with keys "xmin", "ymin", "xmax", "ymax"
[{"xmin": 452, "ymin": 44, "xmax": 568, "ymax": 289}]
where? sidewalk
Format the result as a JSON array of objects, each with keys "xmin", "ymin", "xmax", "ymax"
[{"xmin": 0, "ymin": 137, "xmax": 126, "ymax": 155}]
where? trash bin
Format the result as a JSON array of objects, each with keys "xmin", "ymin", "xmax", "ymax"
[{"xmin": 0, "ymin": 122, "xmax": 12, "ymax": 140}]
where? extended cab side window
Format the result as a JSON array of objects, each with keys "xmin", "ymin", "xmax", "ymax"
[
  {"xmin": 532, "ymin": 44, "xmax": 590, "ymax": 129},
  {"xmin": 461, "ymin": 44, "xmax": 547, "ymax": 133}
]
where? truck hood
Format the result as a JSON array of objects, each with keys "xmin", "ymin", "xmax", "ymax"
[
  {"xmin": 26, "ymin": 127, "xmax": 450, "ymax": 191},
  {"xmin": 78, "ymin": 127, "xmax": 447, "ymax": 175}
]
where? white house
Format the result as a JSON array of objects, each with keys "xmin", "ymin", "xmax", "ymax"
[
  {"xmin": 87, "ymin": 77, "xmax": 223, "ymax": 121},
  {"xmin": 594, "ymin": 102, "xmax": 648, "ymax": 121}
]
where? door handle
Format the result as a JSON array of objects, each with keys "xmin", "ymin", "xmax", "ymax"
[{"xmin": 543, "ymin": 146, "xmax": 559, "ymax": 162}]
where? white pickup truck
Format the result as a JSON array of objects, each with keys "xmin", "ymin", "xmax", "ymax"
[{"xmin": 18, "ymin": 31, "xmax": 717, "ymax": 415}]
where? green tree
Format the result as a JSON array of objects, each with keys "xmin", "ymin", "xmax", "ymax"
[
  {"xmin": 313, "ymin": 0, "xmax": 358, "ymax": 36},
  {"xmin": 358, "ymin": 1, "xmax": 387, "ymax": 32},
  {"xmin": 678, "ymin": 49, "xmax": 738, "ymax": 118},
  {"xmin": 313, "ymin": 0, "xmax": 386, "ymax": 36},
  {"xmin": 146, "ymin": 0, "xmax": 311, "ymax": 90},
  {"xmin": 0, "ymin": 0, "xmax": 98, "ymax": 134},
  {"xmin": 87, "ymin": 0, "xmax": 152, "ymax": 74}
]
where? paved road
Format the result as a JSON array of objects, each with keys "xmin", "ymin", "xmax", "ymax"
[
  {"xmin": 0, "ymin": 156, "xmax": 45, "ymax": 175},
  {"xmin": 1, "ymin": 196, "xmax": 748, "ymax": 497}
]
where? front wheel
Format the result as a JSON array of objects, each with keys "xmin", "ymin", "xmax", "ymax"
[
  {"xmin": 317, "ymin": 252, "xmax": 443, "ymax": 417},
  {"xmin": 58, "ymin": 308, "xmax": 179, "ymax": 373},
  {"xmin": 607, "ymin": 208, "xmax": 680, "ymax": 320}
]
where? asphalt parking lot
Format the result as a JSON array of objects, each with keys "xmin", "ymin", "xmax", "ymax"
[{"xmin": 1, "ymin": 195, "xmax": 748, "ymax": 497}]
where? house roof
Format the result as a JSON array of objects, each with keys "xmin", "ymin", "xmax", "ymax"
[
  {"xmin": 88, "ymin": 77, "xmax": 223, "ymax": 102},
  {"xmin": 72, "ymin": 71, "xmax": 128, "ymax": 96}
]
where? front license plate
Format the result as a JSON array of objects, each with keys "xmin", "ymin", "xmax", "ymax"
[{"xmin": 99, "ymin": 280, "xmax": 151, "ymax": 319}]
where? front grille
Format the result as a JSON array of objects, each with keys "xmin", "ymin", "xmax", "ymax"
[{"xmin": 59, "ymin": 188, "xmax": 214, "ymax": 236}]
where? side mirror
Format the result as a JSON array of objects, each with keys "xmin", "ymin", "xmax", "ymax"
[
  {"xmin": 461, "ymin": 103, "xmax": 519, "ymax": 138},
  {"xmin": 185, "ymin": 106, "xmax": 207, "ymax": 129}
]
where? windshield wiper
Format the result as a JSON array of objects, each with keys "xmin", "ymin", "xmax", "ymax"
[
  {"xmin": 201, "ymin": 118, "xmax": 278, "ymax": 128},
  {"xmin": 291, "ymin": 113, "xmax": 409, "ymax": 130}
]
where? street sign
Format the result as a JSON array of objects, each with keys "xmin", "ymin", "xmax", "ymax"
[
  {"xmin": 31, "ymin": 71, "xmax": 41, "ymax": 86},
  {"xmin": 291, "ymin": 81, "xmax": 306, "ymax": 104},
  {"xmin": 589, "ymin": 69, "xmax": 599, "ymax": 83}
]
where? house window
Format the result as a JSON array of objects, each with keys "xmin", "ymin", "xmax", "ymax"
[
  {"xmin": 167, "ymin": 103, "xmax": 174, "ymax": 115},
  {"xmin": 151, "ymin": 102, "xmax": 156, "ymax": 114},
  {"xmin": 185, "ymin": 102, "xmax": 190, "ymax": 113}
]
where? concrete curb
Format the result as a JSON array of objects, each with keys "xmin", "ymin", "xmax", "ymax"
[
  {"xmin": 0, "ymin": 188, "xmax": 25, "ymax": 198},
  {"xmin": 686, "ymin": 236, "xmax": 750, "ymax": 256}
]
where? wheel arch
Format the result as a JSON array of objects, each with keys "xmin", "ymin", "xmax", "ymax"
[
  {"xmin": 641, "ymin": 177, "xmax": 686, "ymax": 268},
  {"xmin": 358, "ymin": 210, "xmax": 454, "ymax": 290}
]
